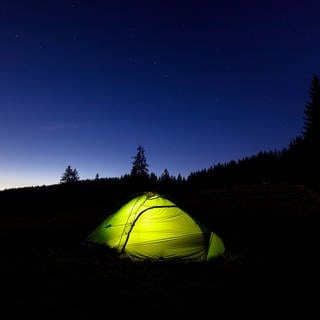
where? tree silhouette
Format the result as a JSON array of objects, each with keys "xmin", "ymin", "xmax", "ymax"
[
  {"xmin": 160, "ymin": 168, "xmax": 171, "ymax": 182},
  {"xmin": 60, "ymin": 165, "xmax": 80, "ymax": 183},
  {"xmin": 303, "ymin": 73, "xmax": 320, "ymax": 145},
  {"xmin": 300, "ymin": 73, "xmax": 320, "ymax": 186},
  {"xmin": 177, "ymin": 173, "xmax": 184, "ymax": 183},
  {"xmin": 149, "ymin": 172, "xmax": 158, "ymax": 183},
  {"xmin": 130, "ymin": 145, "xmax": 149, "ymax": 178}
]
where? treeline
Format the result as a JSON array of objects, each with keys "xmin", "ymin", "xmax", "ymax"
[
  {"xmin": 51, "ymin": 73, "xmax": 320, "ymax": 192},
  {"xmin": 189, "ymin": 73, "xmax": 320, "ymax": 190},
  {"xmin": 2, "ymin": 73, "xmax": 319, "ymax": 199},
  {"xmin": 188, "ymin": 149, "xmax": 286, "ymax": 188}
]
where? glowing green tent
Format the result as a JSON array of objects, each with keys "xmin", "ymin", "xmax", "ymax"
[{"xmin": 85, "ymin": 192, "xmax": 225, "ymax": 262}]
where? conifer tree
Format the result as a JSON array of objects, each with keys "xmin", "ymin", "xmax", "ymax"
[
  {"xmin": 160, "ymin": 168, "xmax": 171, "ymax": 182},
  {"xmin": 302, "ymin": 73, "xmax": 320, "ymax": 145},
  {"xmin": 299, "ymin": 73, "xmax": 320, "ymax": 186},
  {"xmin": 60, "ymin": 165, "xmax": 80, "ymax": 183},
  {"xmin": 130, "ymin": 145, "xmax": 149, "ymax": 178}
]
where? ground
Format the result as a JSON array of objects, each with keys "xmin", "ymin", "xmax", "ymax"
[{"xmin": 0, "ymin": 183, "xmax": 319, "ymax": 318}]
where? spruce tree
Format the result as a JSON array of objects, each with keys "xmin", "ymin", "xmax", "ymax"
[
  {"xmin": 302, "ymin": 73, "xmax": 320, "ymax": 144},
  {"xmin": 160, "ymin": 168, "xmax": 171, "ymax": 182},
  {"xmin": 60, "ymin": 165, "xmax": 80, "ymax": 183},
  {"xmin": 130, "ymin": 145, "xmax": 149, "ymax": 178},
  {"xmin": 301, "ymin": 73, "xmax": 320, "ymax": 186}
]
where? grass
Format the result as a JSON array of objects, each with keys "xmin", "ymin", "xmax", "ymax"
[{"xmin": 0, "ymin": 182, "xmax": 319, "ymax": 318}]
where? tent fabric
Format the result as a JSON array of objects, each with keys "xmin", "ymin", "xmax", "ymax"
[{"xmin": 85, "ymin": 192, "xmax": 225, "ymax": 262}]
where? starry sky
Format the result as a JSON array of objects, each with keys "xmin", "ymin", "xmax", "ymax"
[{"xmin": 1, "ymin": 0, "xmax": 320, "ymax": 190}]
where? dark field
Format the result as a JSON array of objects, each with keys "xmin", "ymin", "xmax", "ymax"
[{"xmin": 1, "ymin": 183, "xmax": 319, "ymax": 318}]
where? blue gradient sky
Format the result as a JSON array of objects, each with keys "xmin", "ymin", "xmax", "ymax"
[{"xmin": 1, "ymin": 0, "xmax": 320, "ymax": 190}]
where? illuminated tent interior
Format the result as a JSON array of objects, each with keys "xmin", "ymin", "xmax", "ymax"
[{"xmin": 84, "ymin": 192, "xmax": 225, "ymax": 262}]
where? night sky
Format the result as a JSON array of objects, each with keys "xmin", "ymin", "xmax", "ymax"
[{"xmin": 1, "ymin": 0, "xmax": 320, "ymax": 190}]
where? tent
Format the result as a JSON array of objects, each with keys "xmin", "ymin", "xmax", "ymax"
[{"xmin": 84, "ymin": 191, "xmax": 225, "ymax": 262}]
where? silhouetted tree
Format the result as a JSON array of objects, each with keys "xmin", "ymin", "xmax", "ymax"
[
  {"xmin": 60, "ymin": 165, "xmax": 80, "ymax": 183},
  {"xmin": 177, "ymin": 173, "xmax": 184, "ymax": 183},
  {"xmin": 149, "ymin": 172, "xmax": 158, "ymax": 183},
  {"xmin": 160, "ymin": 168, "xmax": 171, "ymax": 182},
  {"xmin": 130, "ymin": 145, "xmax": 149, "ymax": 178},
  {"xmin": 302, "ymin": 73, "xmax": 320, "ymax": 144},
  {"xmin": 300, "ymin": 73, "xmax": 320, "ymax": 186}
]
